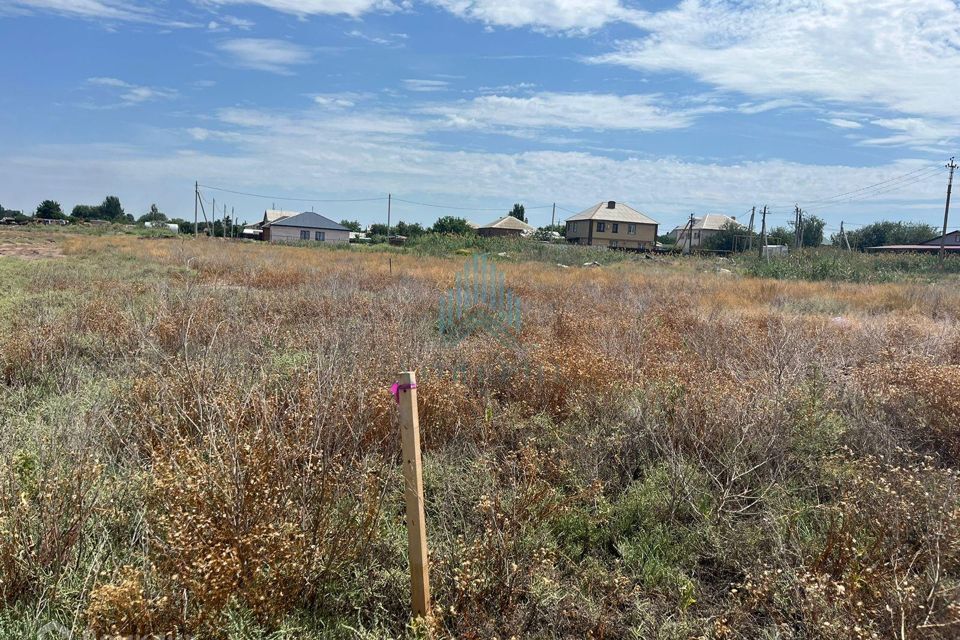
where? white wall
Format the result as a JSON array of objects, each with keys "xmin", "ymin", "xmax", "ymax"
[{"xmin": 269, "ymin": 226, "xmax": 349, "ymax": 244}]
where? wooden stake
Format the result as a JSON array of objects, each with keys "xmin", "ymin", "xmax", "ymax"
[{"xmin": 396, "ymin": 371, "xmax": 431, "ymax": 619}]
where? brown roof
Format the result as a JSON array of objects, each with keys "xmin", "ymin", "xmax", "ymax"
[
  {"xmin": 566, "ymin": 201, "xmax": 657, "ymax": 225},
  {"xmin": 479, "ymin": 215, "xmax": 535, "ymax": 232}
]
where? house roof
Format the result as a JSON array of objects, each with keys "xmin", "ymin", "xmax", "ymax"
[
  {"xmin": 921, "ymin": 230, "xmax": 960, "ymax": 245},
  {"xmin": 267, "ymin": 211, "xmax": 349, "ymax": 231},
  {"xmin": 264, "ymin": 209, "xmax": 297, "ymax": 223},
  {"xmin": 566, "ymin": 201, "xmax": 657, "ymax": 225},
  {"xmin": 479, "ymin": 215, "xmax": 535, "ymax": 231},
  {"xmin": 672, "ymin": 214, "xmax": 744, "ymax": 235}
]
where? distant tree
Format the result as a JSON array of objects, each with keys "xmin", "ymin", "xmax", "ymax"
[
  {"xmin": 395, "ymin": 221, "xmax": 426, "ymax": 238},
  {"xmin": 703, "ymin": 222, "xmax": 755, "ymax": 252},
  {"xmin": 35, "ymin": 200, "xmax": 65, "ymax": 219},
  {"xmin": 657, "ymin": 233, "xmax": 676, "ymax": 245},
  {"xmin": 71, "ymin": 204, "xmax": 100, "ymax": 220},
  {"xmin": 431, "ymin": 216, "xmax": 474, "ymax": 235},
  {"xmin": 170, "ymin": 218, "xmax": 192, "ymax": 234},
  {"xmin": 831, "ymin": 220, "xmax": 938, "ymax": 250},
  {"xmin": 340, "ymin": 219, "xmax": 362, "ymax": 232},
  {"xmin": 799, "ymin": 215, "xmax": 825, "ymax": 246},
  {"xmin": 369, "ymin": 223, "xmax": 389, "ymax": 236},
  {"xmin": 767, "ymin": 225, "xmax": 792, "ymax": 246},
  {"xmin": 138, "ymin": 204, "xmax": 168, "ymax": 223},
  {"xmin": 509, "ymin": 203, "xmax": 526, "ymax": 222},
  {"xmin": 99, "ymin": 196, "xmax": 125, "ymax": 221}
]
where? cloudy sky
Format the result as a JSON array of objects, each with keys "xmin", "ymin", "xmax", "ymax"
[{"xmin": 0, "ymin": 0, "xmax": 957, "ymax": 232}]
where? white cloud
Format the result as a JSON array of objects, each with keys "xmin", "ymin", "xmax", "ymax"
[
  {"xmin": 2, "ymin": 0, "xmax": 198, "ymax": 26},
  {"xmin": 216, "ymin": 38, "xmax": 312, "ymax": 73},
  {"xmin": 423, "ymin": 92, "xmax": 717, "ymax": 133},
  {"xmin": 346, "ymin": 29, "xmax": 405, "ymax": 46},
  {"xmin": 863, "ymin": 118, "xmax": 960, "ymax": 149},
  {"xmin": 822, "ymin": 118, "xmax": 862, "ymax": 130},
  {"xmin": 593, "ymin": 0, "xmax": 960, "ymax": 127},
  {"xmin": 201, "ymin": 0, "xmax": 401, "ymax": 18},
  {"xmin": 427, "ymin": 0, "xmax": 640, "ymax": 31},
  {"xmin": 86, "ymin": 77, "xmax": 177, "ymax": 106},
  {"xmin": 312, "ymin": 92, "xmax": 370, "ymax": 108},
  {"xmin": 2, "ymin": 0, "xmax": 152, "ymax": 20},
  {"xmin": 403, "ymin": 79, "xmax": 450, "ymax": 92}
]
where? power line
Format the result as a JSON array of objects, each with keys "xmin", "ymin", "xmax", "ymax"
[
  {"xmin": 800, "ymin": 164, "xmax": 944, "ymax": 206},
  {"xmin": 803, "ymin": 169, "xmax": 946, "ymax": 213},
  {"xmin": 198, "ymin": 184, "xmax": 388, "ymax": 203},
  {"xmin": 391, "ymin": 197, "xmax": 553, "ymax": 212}
]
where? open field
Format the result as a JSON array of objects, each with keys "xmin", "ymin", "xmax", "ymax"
[{"xmin": 1, "ymin": 230, "xmax": 959, "ymax": 639}]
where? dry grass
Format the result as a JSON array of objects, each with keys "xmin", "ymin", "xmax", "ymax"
[{"xmin": 1, "ymin": 232, "xmax": 959, "ymax": 638}]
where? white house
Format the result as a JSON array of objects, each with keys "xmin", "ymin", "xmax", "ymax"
[{"xmin": 263, "ymin": 212, "xmax": 350, "ymax": 244}]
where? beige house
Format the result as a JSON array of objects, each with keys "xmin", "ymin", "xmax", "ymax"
[
  {"xmin": 263, "ymin": 212, "xmax": 350, "ymax": 244},
  {"xmin": 565, "ymin": 201, "xmax": 658, "ymax": 250},
  {"xmin": 671, "ymin": 214, "xmax": 744, "ymax": 250},
  {"xmin": 477, "ymin": 215, "xmax": 535, "ymax": 238}
]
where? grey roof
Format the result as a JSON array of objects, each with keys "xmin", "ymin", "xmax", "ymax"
[
  {"xmin": 479, "ymin": 215, "xmax": 535, "ymax": 232},
  {"xmin": 566, "ymin": 201, "xmax": 657, "ymax": 225},
  {"xmin": 268, "ymin": 211, "xmax": 349, "ymax": 231}
]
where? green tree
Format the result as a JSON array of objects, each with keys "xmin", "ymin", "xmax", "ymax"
[
  {"xmin": 71, "ymin": 204, "xmax": 100, "ymax": 220},
  {"xmin": 703, "ymin": 222, "xmax": 755, "ymax": 252},
  {"xmin": 767, "ymin": 225, "xmax": 792, "ymax": 245},
  {"xmin": 99, "ymin": 196, "xmax": 125, "ymax": 221},
  {"xmin": 395, "ymin": 221, "xmax": 426, "ymax": 238},
  {"xmin": 831, "ymin": 220, "xmax": 938, "ymax": 250},
  {"xmin": 339, "ymin": 219, "xmax": 362, "ymax": 232},
  {"xmin": 138, "ymin": 204, "xmax": 167, "ymax": 223},
  {"xmin": 509, "ymin": 203, "xmax": 526, "ymax": 222},
  {"xmin": 369, "ymin": 223, "xmax": 389, "ymax": 236},
  {"xmin": 431, "ymin": 216, "xmax": 474, "ymax": 235},
  {"xmin": 799, "ymin": 215, "xmax": 825, "ymax": 246},
  {"xmin": 35, "ymin": 200, "xmax": 65, "ymax": 219}
]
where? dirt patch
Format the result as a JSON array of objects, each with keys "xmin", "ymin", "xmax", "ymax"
[{"xmin": 0, "ymin": 240, "xmax": 63, "ymax": 260}]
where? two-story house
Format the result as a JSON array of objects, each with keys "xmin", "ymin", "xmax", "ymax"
[{"xmin": 565, "ymin": 201, "xmax": 658, "ymax": 250}]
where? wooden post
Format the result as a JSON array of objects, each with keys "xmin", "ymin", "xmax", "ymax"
[{"xmin": 396, "ymin": 371, "xmax": 431, "ymax": 619}]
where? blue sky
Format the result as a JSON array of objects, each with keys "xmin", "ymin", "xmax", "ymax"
[{"xmin": 0, "ymin": 0, "xmax": 958, "ymax": 234}]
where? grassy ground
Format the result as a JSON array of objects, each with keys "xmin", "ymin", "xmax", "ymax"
[{"xmin": 1, "ymin": 230, "xmax": 959, "ymax": 639}]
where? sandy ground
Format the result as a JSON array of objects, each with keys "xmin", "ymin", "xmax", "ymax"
[{"xmin": 0, "ymin": 230, "xmax": 63, "ymax": 259}]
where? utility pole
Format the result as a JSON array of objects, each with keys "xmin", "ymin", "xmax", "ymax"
[
  {"xmin": 687, "ymin": 213, "xmax": 695, "ymax": 254},
  {"xmin": 212, "ymin": 197, "xmax": 216, "ymax": 238},
  {"xmin": 387, "ymin": 193, "xmax": 392, "ymax": 238},
  {"xmin": 940, "ymin": 157, "xmax": 957, "ymax": 263},
  {"xmin": 758, "ymin": 205, "xmax": 768, "ymax": 258},
  {"xmin": 194, "ymin": 181, "xmax": 199, "ymax": 236},
  {"xmin": 840, "ymin": 221, "xmax": 851, "ymax": 252},
  {"xmin": 747, "ymin": 206, "xmax": 756, "ymax": 251},
  {"xmin": 551, "ymin": 202, "xmax": 556, "ymax": 228},
  {"xmin": 793, "ymin": 204, "xmax": 805, "ymax": 249},
  {"xmin": 231, "ymin": 206, "xmax": 235, "ymax": 238}
]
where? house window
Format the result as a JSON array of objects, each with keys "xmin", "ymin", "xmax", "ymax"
[
  {"xmin": 315, "ymin": 231, "xmax": 325, "ymax": 241},
  {"xmin": 596, "ymin": 222, "xmax": 606, "ymax": 232},
  {"xmin": 299, "ymin": 230, "xmax": 309, "ymax": 240},
  {"xmin": 628, "ymin": 224, "xmax": 636, "ymax": 234},
  {"xmin": 610, "ymin": 240, "xmax": 618, "ymax": 248},
  {"xmin": 612, "ymin": 223, "xmax": 619, "ymax": 233}
]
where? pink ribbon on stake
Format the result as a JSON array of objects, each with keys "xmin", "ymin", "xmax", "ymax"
[{"xmin": 390, "ymin": 381, "xmax": 418, "ymax": 404}]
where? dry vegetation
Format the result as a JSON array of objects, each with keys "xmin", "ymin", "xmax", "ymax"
[{"xmin": 1, "ymin": 231, "xmax": 959, "ymax": 639}]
